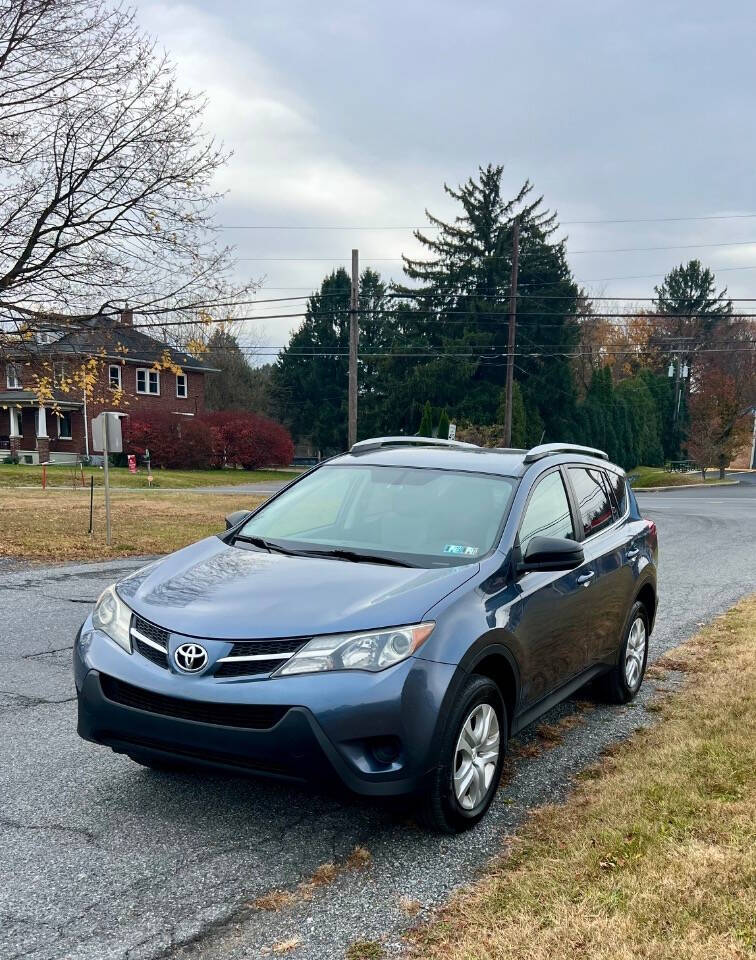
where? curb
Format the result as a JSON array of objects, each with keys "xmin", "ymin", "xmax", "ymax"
[{"xmin": 633, "ymin": 480, "xmax": 740, "ymax": 492}]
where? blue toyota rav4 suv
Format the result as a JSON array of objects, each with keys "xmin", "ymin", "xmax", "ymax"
[{"xmin": 75, "ymin": 438, "xmax": 658, "ymax": 832}]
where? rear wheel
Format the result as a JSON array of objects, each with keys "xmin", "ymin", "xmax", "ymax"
[
  {"xmin": 596, "ymin": 601, "xmax": 649, "ymax": 704},
  {"xmin": 419, "ymin": 675, "xmax": 506, "ymax": 833}
]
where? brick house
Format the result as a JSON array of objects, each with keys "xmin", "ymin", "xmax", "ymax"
[{"xmin": 0, "ymin": 309, "xmax": 218, "ymax": 464}]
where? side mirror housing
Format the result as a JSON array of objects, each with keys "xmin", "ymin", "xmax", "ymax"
[
  {"xmin": 518, "ymin": 535, "xmax": 584, "ymax": 573},
  {"xmin": 225, "ymin": 509, "xmax": 252, "ymax": 530}
]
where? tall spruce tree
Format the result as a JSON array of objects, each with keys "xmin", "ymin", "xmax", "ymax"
[
  {"xmin": 392, "ymin": 165, "xmax": 580, "ymax": 438},
  {"xmin": 271, "ymin": 267, "xmax": 388, "ymax": 453}
]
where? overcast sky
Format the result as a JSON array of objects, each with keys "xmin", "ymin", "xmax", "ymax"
[{"xmin": 140, "ymin": 0, "xmax": 756, "ymax": 354}]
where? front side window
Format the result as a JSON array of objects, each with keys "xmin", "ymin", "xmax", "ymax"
[
  {"xmin": 176, "ymin": 373, "xmax": 187, "ymax": 398},
  {"xmin": 136, "ymin": 368, "xmax": 160, "ymax": 395},
  {"xmin": 519, "ymin": 471, "xmax": 574, "ymax": 553},
  {"xmin": 6, "ymin": 363, "xmax": 21, "ymax": 389},
  {"xmin": 238, "ymin": 465, "xmax": 516, "ymax": 567},
  {"xmin": 58, "ymin": 411, "xmax": 73, "ymax": 439},
  {"xmin": 109, "ymin": 364, "xmax": 122, "ymax": 390},
  {"xmin": 568, "ymin": 467, "xmax": 615, "ymax": 538}
]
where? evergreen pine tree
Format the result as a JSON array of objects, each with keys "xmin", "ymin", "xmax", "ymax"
[
  {"xmin": 437, "ymin": 408, "xmax": 450, "ymax": 441},
  {"xmin": 393, "ymin": 164, "xmax": 580, "ymax": 436},
  {"xmin": 418, "ymin": 401, "xmax": 434, "ymax": 436}
]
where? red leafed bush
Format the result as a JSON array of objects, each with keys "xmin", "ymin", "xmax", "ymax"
[
  {"xmin": 126, "ymin": 410, "xmax": 294, "ymax": 470},
  {"xmin": 200, "ymin": 411, "xmax": 294, "ymax": 469},
  {"xmin": 126, "ymin": 412, "xmax": 213, "ymax": 469}
]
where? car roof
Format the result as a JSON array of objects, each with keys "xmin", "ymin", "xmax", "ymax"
[{"xmin": 326, "ymin": 439, "xmax": 623, "ymax": 478}]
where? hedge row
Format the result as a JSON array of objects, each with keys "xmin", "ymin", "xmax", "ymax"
[{"xmin": 126, "ymin": 411, "xmax": 294, "ymax": 470}]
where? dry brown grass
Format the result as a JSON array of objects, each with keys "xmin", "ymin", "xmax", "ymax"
[
  {"xmin": 250, "ymin": 846, "xmax": 373, "ymax": 916},
  {"xmin": 0, "ymin": 489, "xmax": 265, "ymax": 562},
  {"xmin": 408, "ymin": 596, "xmax": 756, "ymax": 960}
]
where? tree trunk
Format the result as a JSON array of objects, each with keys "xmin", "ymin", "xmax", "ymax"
[{"xmin": 719, "ymin": 454, "xmax": 726, "ymax": 480}]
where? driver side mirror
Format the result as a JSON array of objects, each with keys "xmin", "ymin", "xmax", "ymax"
[
  {"xmin": 517, "ymin": 535, "xmax": 584, "ymax": 573},
  {"xmin": 225, "ymin": 509, "xmax": 252, "ymax": 530}
]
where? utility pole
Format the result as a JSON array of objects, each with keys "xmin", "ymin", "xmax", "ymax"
[
  {"xmin": 348, "ymin": 248, "xmax": 359, "ymax": 449},
  {"xmin": 503, "ymin": 217, "xmax": 520, "ymax": 447}
]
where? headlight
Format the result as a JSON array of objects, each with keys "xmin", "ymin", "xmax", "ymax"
[
  {"xmin": 92, "ymin": 585, "xmax": 132, "ymax": 654},
  {"xmin": 273, "ymin": 622, "xmax": 434, "ymax": 677}
]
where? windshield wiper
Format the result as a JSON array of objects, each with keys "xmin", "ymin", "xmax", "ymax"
[
  {"xmin": 232, "ymin": 535, "xmax": 305, "ymax": 557},
  {"xmin": 296, "ymin": 547, "xmax": 415, "ymax": 567}
]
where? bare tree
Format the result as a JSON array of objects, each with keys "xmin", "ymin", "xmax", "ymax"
[{"xmin": 0, "ymin": 0, "xmax": 253, "ymax": 350}]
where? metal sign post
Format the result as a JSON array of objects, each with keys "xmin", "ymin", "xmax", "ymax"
[
  {"xmin": 91, "ymin": 413, "xmax": 123, "ymax": 546},
  {"xmin": 102, "ymin": 415, "xmax": 111, "ymax": 546}
]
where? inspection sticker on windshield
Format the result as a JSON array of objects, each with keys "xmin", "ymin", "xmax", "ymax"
[{"xmin": 443, "ymin": 544, "xmax": 479, "ymax": 556}]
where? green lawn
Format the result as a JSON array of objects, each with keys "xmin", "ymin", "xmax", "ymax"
[
  {"xmin": 629, "ymin": 465, "xmax": 738, "ymax": 488},
  {"xmin": 0, "ymin": 462, "xmax": 300, "ymax": 489}
]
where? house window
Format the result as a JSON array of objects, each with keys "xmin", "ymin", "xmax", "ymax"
[
  {"xmin": 58, "ymin": 411, "xmax": 73, "ymax": 439},
  {"xmin": 109, "ymin": 364, "xmax": 122, "ymax": 390},
  {"xmin": 6, "ymin": 363, "xmax": 21, "ymax": 389},
  {"xmin": 176, "ymin": 373, "xmax": 187, "ymax": 398},
  {"xmin": 136, "ymin": 367, "xmax": 160, "ymax": 395}
]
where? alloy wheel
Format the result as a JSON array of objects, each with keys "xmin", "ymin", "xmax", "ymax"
[
  {"xmin": 625, "ymin": 616, "xmax": 647, "ymax": 690},
  {"xmin": 453, "ymin": 702, "xmax": 500, "ymax": 810}
]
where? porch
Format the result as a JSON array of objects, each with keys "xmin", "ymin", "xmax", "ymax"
[{"xmin": 0, "ymin": 393, "xmax": 84, "ymax": 464}]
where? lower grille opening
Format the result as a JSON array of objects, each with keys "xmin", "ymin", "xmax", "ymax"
[{"xmin": 99, "ymin": 674, "xmax": 290, "ymax": 730}]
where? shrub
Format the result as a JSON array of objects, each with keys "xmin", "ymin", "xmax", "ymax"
[
  {"xmin": 200, "ymin": 411, "xmax": 294, "ymax": 469},
  {"xmin": 126, "ymin": 412, "xmax": 213, "ymax": 469},
  {"xmin": 125, "ymin": 410, "xmax": 294, "ymax": 470}
]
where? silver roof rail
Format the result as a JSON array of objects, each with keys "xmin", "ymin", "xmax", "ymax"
[
  {"xmin": 524, "ymin": 442, "xmax": 609, "ymax": 464},
  {"xmin": 350, "ymin": 436, "xmax": 479, "ymax": 454}
]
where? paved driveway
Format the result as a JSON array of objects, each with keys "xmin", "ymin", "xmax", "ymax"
[{"xmin": 2, "ymin": 480, "xmax": 755, "ymax": 960}]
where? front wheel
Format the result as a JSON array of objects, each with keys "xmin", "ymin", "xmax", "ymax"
[
  {"xmin": 419, "ymin": 675, "xmax": 507, "ymax": 833},
  {"xmin": 596, "ymin": 601, "xmax": 649, "ymax": 704}
]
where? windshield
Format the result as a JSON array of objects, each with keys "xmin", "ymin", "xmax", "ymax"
[{"xmin": 236, "ymin": 464, "xmax": 516, "ymax": 567}]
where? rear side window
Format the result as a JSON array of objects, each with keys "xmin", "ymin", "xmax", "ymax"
[
  {"xmin": 519, "ymin": 471, "xmax": 574, "ymax": 552},
  {"xmin": 568, "ymin": 467, "xmax": 615, "ymax": 538},
  {"xmin": 605, "ymin": 470, "xmax": 628, "ymax": 518}
]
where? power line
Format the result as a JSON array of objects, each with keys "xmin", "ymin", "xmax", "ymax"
[{"xmin": 217, "ymin": 212, "xmax": 756, "ymax": 229}]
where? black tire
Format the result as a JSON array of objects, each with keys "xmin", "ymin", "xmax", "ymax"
[
  {"xmin": 419, "ymin": 675, "xmax": 507, "ymax": 833},
  {"xmin": 595, "ymin": 601, "xmax": 649, "ymax": 704}
]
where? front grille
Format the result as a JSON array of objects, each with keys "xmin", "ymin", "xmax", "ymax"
[
  {"xmin": 214, "ymin": 637, "xmax": 308, "ymax": 679},
  {"xmin": 100, "ymin": 674, "xmax": 289, "ymax": 729},
  {"xmin": 132, "ymin": 615, "xmax": 170, "ymax": 670},
  {"xmin": 134, "ymin": 638, "xmax": 169, "ymax": 669}
]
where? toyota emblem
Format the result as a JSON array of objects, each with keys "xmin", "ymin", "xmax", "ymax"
[{"xmin": 174, "ymin": 642, "xmax": 208, "ymax": 673}]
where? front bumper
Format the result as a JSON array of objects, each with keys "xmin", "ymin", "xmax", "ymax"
[{"xmin": 74, "ymin": 622, "xmax": 456, "ymax": 797}]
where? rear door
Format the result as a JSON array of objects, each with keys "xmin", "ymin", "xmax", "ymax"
[
  {"xmin": 565, "ymin": 465, "xmax": 632, "ymax": 665},
  {"xmin": 511, "ymin": 468, "xmax": 595, "ymax": 705}
]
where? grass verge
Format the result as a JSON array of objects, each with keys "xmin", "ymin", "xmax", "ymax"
[
  {"xmin": 408, "ymin": 596, "xmax": 756, "ymax": 960},
  {"xmin": 630, "ymin": 465, "xmax": 737, "ymax": 488},
  {"xmin": 0, "ymin": 489, "xmax": 265, "ymax": 561},
  {"xmin": 0, "ymin": 462, "xmax": 299, "ymax": 489}
]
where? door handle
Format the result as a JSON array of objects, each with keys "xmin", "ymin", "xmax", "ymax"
[
  {"xmin": 576, "ymin": 571, "xmax": 595, "ymax": 586},
  {"xmin": 626, "ymin": 547, "xmax": 640, "ymax": 560}
]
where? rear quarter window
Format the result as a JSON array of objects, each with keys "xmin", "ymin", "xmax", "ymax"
[{"xmin": 605, "ymin": 470, "xmax": 628, "ymax": 518}]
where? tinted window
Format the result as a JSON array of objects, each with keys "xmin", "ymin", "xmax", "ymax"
[
  {"xmin": 605, "ymin": 470, "xmax": 628, "ymax": 517},
  {"xmin": 568, "ymin": 467, "xmax": 615, "ymax": 538},
  {"xmin": 239, "ymin": 465, "xmax": 516, "ymax": 567},
  {"xmin": 519, "ymin": 471, "xmax": 574, "ymax": 552}
]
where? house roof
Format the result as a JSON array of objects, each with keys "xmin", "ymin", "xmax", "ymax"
[
  {"xmin": 35, "ymin": 321, "xmax": 220, "ymax": 373},
  {"xmin": 0, "ymin": 390, "xmax": 82, "ymax": 408}
]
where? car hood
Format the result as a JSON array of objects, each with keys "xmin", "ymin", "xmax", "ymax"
[{"xmin": 116, "ymin": 536, "xmax": 479, "ymax": 639}]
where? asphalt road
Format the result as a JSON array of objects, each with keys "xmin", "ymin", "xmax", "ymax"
[{"xmin": 1, "ymin": 477, "xmax": 755, "ymax": 960}]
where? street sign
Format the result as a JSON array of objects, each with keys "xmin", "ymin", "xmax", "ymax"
[
  {"xmin": 448, "ymin": 422, "xmax": 457, "ymax": 441},
  {"xmin": 91, "ymin": 412, "xmax": 123, "ymax": 453}
]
